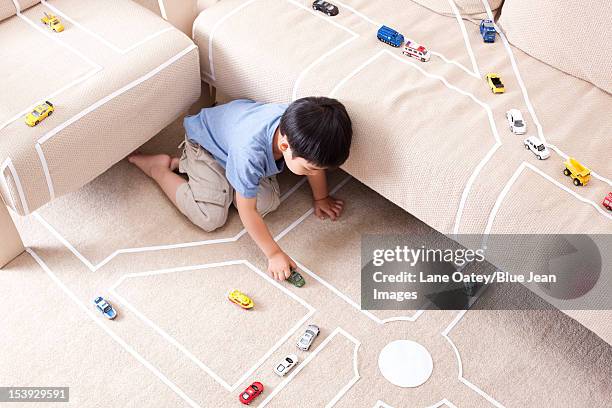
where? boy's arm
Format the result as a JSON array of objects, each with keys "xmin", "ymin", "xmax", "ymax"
[
  {"xmin": 235, "ymin": 193, "xmax": 296, "ymax": 280},
  {"xmin": 307, "ymin": 170, "xmax": 345, "ymax": 221}
]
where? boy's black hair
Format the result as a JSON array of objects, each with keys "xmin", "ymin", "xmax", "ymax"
[{"xmin": 279, "ymin": 97, "xmax": 352, "ymax": 168}]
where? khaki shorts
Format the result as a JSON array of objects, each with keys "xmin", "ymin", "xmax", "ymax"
[{"xmin": 175, "ymin": 138, "xmax": 281, "ymax": 232}]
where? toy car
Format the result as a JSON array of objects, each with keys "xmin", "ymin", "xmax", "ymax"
[
  {"xmin": 239, "ymin": 382, "xmax": 263, "ymax": 405},
  {"xmin": 603, "ymin": 192, "xmax": 612, "ymax": 210},
  {"xmin": 377, "ymin": 25, "xmax": 404, "ymax": 48},
  {"xmin": 312, "ymin": 0, "xmax": 338, "ymax": 16},
  {"xmin": 479, "ymin": 19, "xmax": 496, "ymax": 43},
  {"xmin": 563, "ymin": 157, "xmax": 591, "ymax": 186},
  {"xmin": 94, "ymin": 296, "xmax": 117, "ymax": 320},
  {"xmin": 41, "ymin": 12, "xmax": 64, "ymax": 32},
  {"xmin": 287, "ymin": 268, "xmax": 305, "ymax": 287},
  {"xmin": 506, "ymin": 109, "xmax": 526, "ymax": 134},
  {"xmin": 402, "ymin": 39, "xmax": 430, "ymax": 62},
  {"xmin": 296, "ymin": 324, "xmax": 319, "ymax": 351},
  {"xmin": 485, "ymin": 73, "xmax": 505, "ymax": 93},
  {"xmin": 274, "ymin": 354, "xmax": 298, "ymax": 376},
  {"xmin": 227, "ymin": 289, "xmax": 254, "ymax": 309},
  {"xmin": 24, "ymin": 101, "xmax": 54, "ymax": 127},
  {"xmin": 523, "ymin": 136, "xmax": 550, "ymax": 160}
]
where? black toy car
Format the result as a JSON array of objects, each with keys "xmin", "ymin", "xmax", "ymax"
[{"xmin": 312, "ymin": 0, "xmax": 339, "ymax": 16}]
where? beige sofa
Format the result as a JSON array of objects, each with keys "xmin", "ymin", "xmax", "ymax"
[
  {"xmin": 191, "ymin": 0, "xmax": 611, "ymax": 341},
  {"xmin": 0, "ymin": 0, "xmax": 201, "ymax": 266}
]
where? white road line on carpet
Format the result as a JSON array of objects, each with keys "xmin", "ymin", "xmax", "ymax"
[
  {"xmin": 295, "ymin": 260, "xmax": 423, "ymax": 326},
  {"xmin": 202, "ymin": 0, "xmax": 357, "ymax": 82},
  {"xmin": 257, "ymin": 327, "xmax": 361, "ymax": 408},
  {"xmin": 427, "ymin": 399, "xmax": 459, "ymax": 408},
  {"xmin": 109, "ymin": 259, "xmax": 316, "ymax": 392},
  {"xmin": 329, "ymin": 50, "xmax": 501, "ymax": 237},
  {"xmin": 34, "ymin": 144, "xmax": 55, "ymax": 201},
  {"xmin": 446, "ymin": 0, "xmax": 480, "ymax": 77},
  {"xmin": 480, "ymin": 0, "xmax": 611, "ymax": 188},
  {"xmin": 441, "ymin": 310, "xmax": 506, "ymax": 408},
  {"xmin": 34, "ymin": 177, "xmax": 308, "ymax": 272},
  {"xmin": 1, "ymin": 157, "xmax": 30, "ymax": 215},
  {"xmin": 40, "ymin": 0, "xmax": 174, "ymax": 54},
  {"xmin": 26, "ymin": 248, "xmax": 201, "ymax": 408},
  {"xmin": 484, "ymin": 162, "xmax": 612, "ymax": 235},
  {"xmin": 373, "ymin": 401, "xmax": 394, "ymax": 408}
]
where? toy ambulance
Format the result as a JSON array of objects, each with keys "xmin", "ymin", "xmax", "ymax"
[
  {"xmin": 41, "ymin": 12, "xmax": 64, "ymax": 32},
  {"xmin": 402, "ymin": 39, "xmax": 430, "ymax": 62},
  {"xmin": 563, "ymin": 157, "xmax": 591, "ymax": 186}
]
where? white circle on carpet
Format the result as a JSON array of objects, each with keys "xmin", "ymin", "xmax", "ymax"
[{"xmin": 378, "ymin": 340, "xmax": 433, "ymax": 387}]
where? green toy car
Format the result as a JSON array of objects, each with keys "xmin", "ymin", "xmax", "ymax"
[{"xmin": 287, "ymin": 268, "xmax": 306, "ymax": 287}]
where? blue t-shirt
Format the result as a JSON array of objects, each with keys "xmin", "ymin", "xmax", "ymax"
[{"xmin": 183, "ymin": 99, "xmax": 288, "ymax": 198}]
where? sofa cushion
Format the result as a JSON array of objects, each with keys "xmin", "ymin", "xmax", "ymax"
[
  {"xmin": 0, "ymin": 0, "xmax": 15, "ymax": 21},
  {"xmin": 0, "ymin": 0, "xmax": 201, "ymax": 215},
  {"xmin": 499, "ymin": 0, "xmax": 612, "ymax": 94},
  {"xmin": 412, "ymin": 0, "xmax": 502, "ymax": 18}
]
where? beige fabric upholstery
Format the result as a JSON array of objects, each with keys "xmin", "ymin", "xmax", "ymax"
[
  {"xmin": 413, "ymin": 0, "xmax": 502, "ymax": 17},
  {"xmin": 0, "ymin": 0, "xmax": 15, "ymax": 21},
  {"xmin": 499, "ymin": 0, "xmax": 612, "ymax": 94},
  {"xmin": 16, "ymin": 0, "xmax": 40, "ymax": 11},
  {"xmin": 193, "ymin": 0, "xmax": 612, "ymax": 342},
  {"xmin": 0, "ymin": 0, "xmax": 201, "ymax": 215}
]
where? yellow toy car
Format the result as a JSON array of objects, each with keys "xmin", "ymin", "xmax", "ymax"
[
  {"xmin": 41, "ymin": 12, "xmax": 64, "ymax": 32},
  {"xmin": 25, "ymin": 101, "xmax": 54, "ymax": 127},
  {"xmin": 485, "ymin": 73, "xmax": 505, "ymax": 93},
  {"xmin": 227, "ymin": 289, "xmax": 254, "ymax": 309},
  {"xmin": 563, "ymin": 157, "xmax": 591, "ymax": 186}
]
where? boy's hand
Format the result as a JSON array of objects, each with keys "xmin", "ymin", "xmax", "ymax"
[
  {"xmin": 314, "ymin": 196, "xmax": 344, "ymax": 221},
  {"xmin": 268, "ymin": 250, "xmax": 297, "ymax": 281}
]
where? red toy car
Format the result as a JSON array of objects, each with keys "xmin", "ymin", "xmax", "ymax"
[
  {"xmin": 603, "ymin": 192, "xmax": 612, "ymax": 211},
  {"xmin": 239, "ymin": 382, "xmax": 263, "ymax": 405}
]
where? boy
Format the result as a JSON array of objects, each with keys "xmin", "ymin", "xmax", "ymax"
[{"xmin": 129, "ymin": 97, "xmax": 352, "ymax": 281}]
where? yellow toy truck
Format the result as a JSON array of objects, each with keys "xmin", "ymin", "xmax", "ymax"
[
  {"xmin": 41, "ymin": 12, "xmax": 64, "ymax": 32},
  {"xmin": 563, "ymin": 157, "xmax": 591, "ymax": 186}
]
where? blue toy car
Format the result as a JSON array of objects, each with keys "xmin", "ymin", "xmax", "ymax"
[
  {"xmin": 377, "ymin": 25, "xmax": 404, "ymax": 47},
  {"xmin": 94, "ymin": 296, "xmax": 117, "ymax": 320},
  {"xmin": 479, "ymin": 19, "xmax": 496, "ymax": 43}
]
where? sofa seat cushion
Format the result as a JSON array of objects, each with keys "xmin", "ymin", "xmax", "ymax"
[
  {"xmin": 0, "ymin": 0, "xmax": 201, "ymax": 215},
  {"xmin": 193, "ymin": 0, "xmax": 611, "ymax": 235}
]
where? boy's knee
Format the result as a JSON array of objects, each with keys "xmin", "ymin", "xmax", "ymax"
[{"xmin": 192, "ymin": 206, "xmax": 228, "ymax": 232}]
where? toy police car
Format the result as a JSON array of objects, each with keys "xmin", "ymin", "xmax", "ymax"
[
  {"xmin": 94, "ymin": 296, "xmax": 117, "ymax": 320},
  {"xmin": 297, "ymin": 324, "xmax": 319, "ymax": 351}
]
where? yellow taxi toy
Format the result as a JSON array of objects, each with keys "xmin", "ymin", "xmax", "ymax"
[
  {"xmin": 25, "ymin": 101, "xmax": 54, "ymax": 127},
  {"xmin": 485, "ymin": 73, "xmax": 505, "ymax": 93},
  {"xmin": 41, "ymin": 12, "xmax": 64, "ymax": 32},
  {"xmin": 227, "ymin": 289, "xmax": 254, "ymax": 309}
]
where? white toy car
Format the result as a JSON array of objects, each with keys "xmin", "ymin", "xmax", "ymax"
[
  {"xmin": 524, "ymin": 136, "xmax": 550, "ymax": 160},
  {"xmin": 274, "ymin": 354, "xmax": 298, "ymax": 376},
  {"xmin": 296, "ymin": 325, "xmax": 319, "ymax": 351},
  {"xmin": 506, "ymin": 109, "xmax": 526, "ymax": 135},
  {"xmin": 402, "ymin": 39, "xmax": 430, "ymax": 62},
  {"xmin": 94, "ymin": 296, "xmax": 117, "ymax": 320}
]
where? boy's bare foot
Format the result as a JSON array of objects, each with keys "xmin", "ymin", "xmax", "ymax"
[
  {"xmin": 170, "ymin": 157, "xmax": 180, "ymax": 171},
  {"xmin": 128, "ymin": 153, "xmax": 171, "ymax": 178}
]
